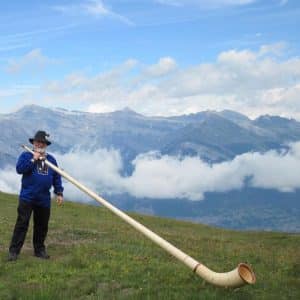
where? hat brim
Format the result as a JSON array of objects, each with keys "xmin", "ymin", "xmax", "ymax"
[{"xmin": 29, "ymin": 138, "xmax": 51, "ymax": 146}]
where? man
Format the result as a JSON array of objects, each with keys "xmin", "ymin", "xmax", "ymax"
[{"xmin": 8, "ymin": 130, "xmax": 64, "ymax": 261}]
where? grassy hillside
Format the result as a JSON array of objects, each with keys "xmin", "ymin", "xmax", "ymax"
[{"xmin": 0, "ymin": 191, "xmax": 299, "ymax": 300}]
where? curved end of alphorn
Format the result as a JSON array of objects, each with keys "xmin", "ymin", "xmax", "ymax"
[
  {"xmin": 194, "ymin": 262, "xmax": 256, "ymax": 288},
  {"xmin": 237, "ymin": 263, "xmax": 256, "ymax": 285}
]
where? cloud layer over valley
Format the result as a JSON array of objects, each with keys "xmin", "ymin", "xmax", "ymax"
[{"xmin": 1, "ymin": 142, "xmax": 300, "ymax": 202}]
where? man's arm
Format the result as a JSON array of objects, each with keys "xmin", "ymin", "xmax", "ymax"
[
  {"xmin": 16, "ymin": 152, "xmax": 35, "ymax": 174},
  {"xmin": 51, "ymin": 157, "xmax": 64, "ymax": 205}
]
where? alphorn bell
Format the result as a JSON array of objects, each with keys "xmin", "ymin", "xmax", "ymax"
[{"xmin": 22, "ymin": 144, "xmax": 256, "ymax": 288}]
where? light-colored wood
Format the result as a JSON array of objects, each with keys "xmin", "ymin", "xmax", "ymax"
[{"xmin": 22, "ymin": 145, "xmax": 256, "ymax": 287}]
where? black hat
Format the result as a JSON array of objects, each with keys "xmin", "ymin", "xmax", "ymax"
[{"xmin": 29, "ymin": 130, "xmax": 51, "ymax": 146}]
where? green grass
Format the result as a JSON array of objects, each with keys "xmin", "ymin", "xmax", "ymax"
[{"xmin": 0, "ymin": 191, "xmax": 299, "ymax": 299}]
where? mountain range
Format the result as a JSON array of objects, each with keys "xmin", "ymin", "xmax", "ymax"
[
  {"xmin": 1, "ymin": 104, "xmax": 300, "ymax": 167},
  {"xmin": 0, "ymin": 105, "xmax": 299, "ymax": 232}
]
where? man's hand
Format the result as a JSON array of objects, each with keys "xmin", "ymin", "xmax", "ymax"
[
  {"xmin": 56, "ymin": 195, "xmax": 64, "ymax": 206},
  {"xmin": 33, "ymin": 151, "xmax": 42, "ymax": 161}
]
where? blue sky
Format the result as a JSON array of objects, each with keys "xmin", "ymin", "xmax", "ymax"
[{"xmin": 1, "ymin": 0, "xmax": 300, "ymax": 119}]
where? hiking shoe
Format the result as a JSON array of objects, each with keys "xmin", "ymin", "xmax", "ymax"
[
  {"xmin": 34, "ymin": 251, "xmax": 50, "ymax": 259},
  {"xmin": 7, "ymin": 252, "xmax": 18, "ymax": 262}
]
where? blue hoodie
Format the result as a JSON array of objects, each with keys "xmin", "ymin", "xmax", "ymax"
[{"xmin": 16, "ymin": 151, "xmax": 64, "ymax": 208}]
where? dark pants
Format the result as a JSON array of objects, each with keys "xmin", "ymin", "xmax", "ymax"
[{"xmin": 9, "ymin": 200, "xmax": 50, "ymax": 255}]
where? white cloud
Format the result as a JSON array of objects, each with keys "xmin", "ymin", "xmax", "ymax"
[
  {"xmin": 2, "ymin": 143, "xmax": 300, "ymax": 202},
  {"xmin": 41, "ymin": 59, "xmax": 140, "ymax": 113},
  {"xmin": 15, "ymin": 43, "xmax": 300, "ymax": 120},
  {"xmin": 53, "ymin": 0, "xmax": 133, "ymax": 25},
  {"xmin": 0, "ymin": 167, "xmax": 20, "ymax": 194},
  {"xmin": 54, "ymin": 148, "xmax": 124, "ymax": 202},
  {"xmin": 143, "ymin": 57, "xmax": 177, "ymax": 77},
  {"xmin": 123, "ymin": 143, "xmax": 300, "ymax": 199},
  {"xmin": 158, "ymin": 44, "xmax": 300, "ymax": 118},
  {"xmin": 5, "ymin": 49, "xmax": 58, "ymax": 74}
]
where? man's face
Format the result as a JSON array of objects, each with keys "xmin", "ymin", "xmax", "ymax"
[{"xmin": 33, "ymin": 140, "xmax": 47, "ymax": 153}]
